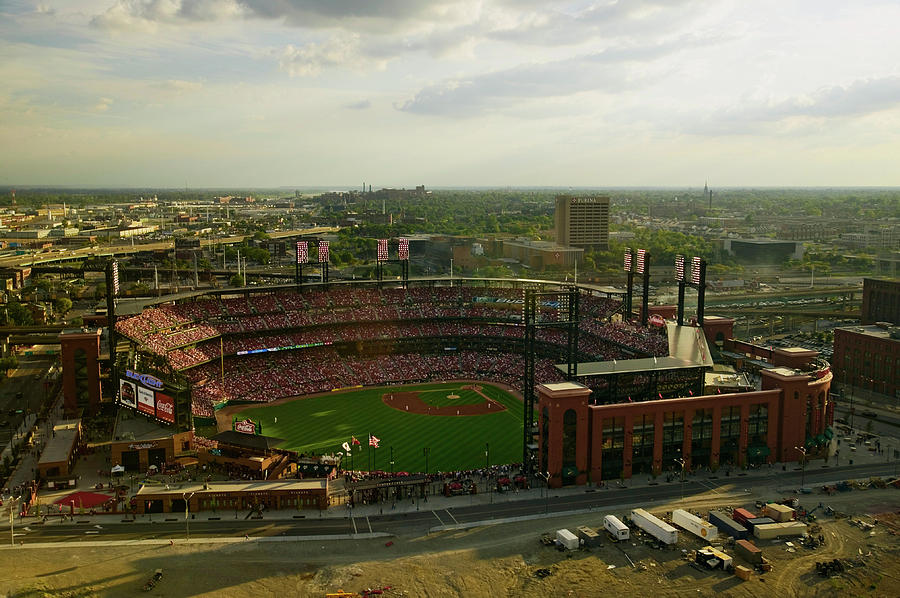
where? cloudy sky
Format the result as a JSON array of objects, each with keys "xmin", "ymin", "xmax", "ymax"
[{"xmin": 2, "ymin": 0, "xmax": 899, "ymax": 188}]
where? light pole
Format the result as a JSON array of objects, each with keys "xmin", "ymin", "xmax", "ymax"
[
  {"xmin": 793, "ymin": 446, "xmax": 807, "ymax": 489},
  {"xmin": 9, "ymin": 495, "xmax": 20, "ymax": 547},
  {"xmin": 423, "ymin": 447, "xmax": 430, "ymax": 476},
  {"xmin": 537, "ymin": 472, "xmax": 551, "ymax": 514},
  {"xmin": 389, "ymin": 446, "xmax": 394, "ymax": 476},
  {"xmin": 674, "ymin": 458, "xmax": 686, "ymax": 504},
  {"xmin": 183, "ymin": 491, "xmax": 195, "ymax": 541},
  {"xmin": 485, "ymin": 443, "xmax": 491, "ymax": 503}
]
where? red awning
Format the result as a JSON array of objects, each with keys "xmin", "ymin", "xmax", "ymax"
[{"xmin": 54, "ymin": 491, "xmax": 115, "ymax": 508}]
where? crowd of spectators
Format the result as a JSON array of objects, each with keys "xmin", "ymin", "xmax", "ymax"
[
  {"xmin": 186, "ymin": 347, "xmax": 565, "ymax": 417},
  {"xmin": 113, "ymin": 284, "xmax": 673, "ymax": 416}
]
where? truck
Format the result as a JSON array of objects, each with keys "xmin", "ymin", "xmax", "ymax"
[
  {"xmin": 753, "ymin": 521, "xmax": 807, "ymax": 540},
  {"xmin": 732, "ymin": 508, "xmax": 756, "ymax": 527},
  {"xmin": 672, "ymin": 509, "xmax": 718, "ymax": 542},
  {"xmin": 630, "ymin": 508, "xmax": 678, "ymax": 545},
  {"xmin": 709, "ymin": 510, "xmax": 749, "ymax": 540},
  {"xmin": 556, "ymin": 528, "xmax": 580, "ymax": 551},
  {"xmin": 604, "ymin": 515, "xmax": 630, "ymax": 541},
  {"xmin": 764, "ymin": 503, "xmax": 795, "ymax": 522}
]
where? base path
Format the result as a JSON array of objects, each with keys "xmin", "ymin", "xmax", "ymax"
[{"xmin": 383, "ymin": 386, "xmax": 507, "ymax": 417}]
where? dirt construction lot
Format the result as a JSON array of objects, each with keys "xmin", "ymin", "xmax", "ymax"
[{"xmin": 0, "ymin": 489, "xmax": 897, "ymax": 597}]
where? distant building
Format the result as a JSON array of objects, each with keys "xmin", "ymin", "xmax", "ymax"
[
  {"xmin": 554, "ymin": 195, "xmax": 610, "ymax": 250},
  {"xmin": 502, "ymin": 239, "xmax": 583, "ymax": 269},
  {"xmin": 832, "ymin": 323, "xmax": 899, "ymax": 399},
  {"xmin": 861, "ymin": 278, "xmax": 900, "ymax": 325},
  {"xmin": 722, "ymin": 239, "xmax": 803, "ymax": 264}
]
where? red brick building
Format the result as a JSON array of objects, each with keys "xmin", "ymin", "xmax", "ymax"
[
  {"xmin": 833, "ymin": 324, "xmax": 899, "ymax": 399},
  {"xmin": 59, "ymin": 329, "xmax": 103, "ymax": 416},
  {"xmin": 861, "ymin": 277, "xmax": 900, "ymax": 325},
  {"xmin": 538, "ymin": 330, "xmax": 833, "ymax": 488}
]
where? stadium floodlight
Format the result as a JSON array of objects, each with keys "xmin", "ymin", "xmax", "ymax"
[
  {"xmin": 318, "ymin": 240, "xmax": 329, "ymax": 263},
  {"xmin": 111, "ymin": 260, "xmax": 120, "ymax": 297},
  {"xmin": 690, "ymin": 256, "xmax": 702, "ymax": 285},
  {"xmin": 296, "ymin": 241, "xmax": 308, "ymax": 264},
  {"xmin": 377, "ymin": 238, "xmax": 389, "ymax": 261},
  {"xmin": 675, "ymin": 254, "xmax": 685, "ymax": 282},
  {"xmin": 398, "ymin": 238, "xmax": 409, "ymax": 261},
  {"xmin": 636, "ymin": 249, "xmax": 646, "ymax": 275},
  {"xmin": 623, "ymin": 248, "xmax": 633, "ymax": 273}
]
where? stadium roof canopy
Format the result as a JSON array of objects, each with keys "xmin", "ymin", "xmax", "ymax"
[
  {"xmin": 211, "ymin": 430, "xmax": 286, "ymax": 451},
  {"xmin": 559, "ymin": 322, "xmax": 714, "ymax": 377}
]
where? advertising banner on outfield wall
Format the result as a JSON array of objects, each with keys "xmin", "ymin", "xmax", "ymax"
[
  {"xmin": 119, "ymin": 379, "xmax": 137, "ymax": 409},
  {"xmin": 155, "ymin": 392, "xmax": 175, "ymax": 424},
  {"xmin": 137, "ymin": 385, "xmax": 155, "ymax": 416}
]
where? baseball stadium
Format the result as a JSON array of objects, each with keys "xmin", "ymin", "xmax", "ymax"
[
  {"xmin": 113, "ymin": 277, "xmax": 655, "ymax": 475},
  {"xmin": 110, "ymin": 249, "xmax": 833, "ymax": 509}
]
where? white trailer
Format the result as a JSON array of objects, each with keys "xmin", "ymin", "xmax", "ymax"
[
  {"xmin": 604, "ymin": 515, "xmax": 630, "ymax": 541},
  {"xmin": 556, "ymin": 528, "xmax": 580, "ymax": 550},
  {"xmin": 672, "ymin": 509, "xmax": 719, "ymax": 542},
  {"xmin": 630, "ymin": 509, "xmax": 678, "ymax": 545}
]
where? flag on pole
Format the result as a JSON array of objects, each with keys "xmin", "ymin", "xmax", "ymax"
[
  {"xmin": 369, "ymin": 435, "xmax": 380, "ymax": 448},
  {"xmin": 351, "ymin": 436, "xmax": 361, "ymax": 446},
  {"xmin": 342, "ymin": 442, "xmax": 352, "ymax": 453}
]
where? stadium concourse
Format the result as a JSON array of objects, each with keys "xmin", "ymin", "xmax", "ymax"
[{"xmin": 115, "ymin": 281, "xmax": 669, "ymax": 421}]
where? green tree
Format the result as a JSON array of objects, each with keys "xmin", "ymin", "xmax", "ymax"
[
  {"xmin": 230, "ymin": 274, "xmax": 245, "ymax": 287},
  {"xmin": 54, "ymin": 297, "xmax": 73, "ymax": 315}
]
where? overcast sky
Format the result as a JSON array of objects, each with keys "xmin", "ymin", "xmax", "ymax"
[{"xmin": 2, "ymin": 0, "xmax": 900, "ymax": 188}]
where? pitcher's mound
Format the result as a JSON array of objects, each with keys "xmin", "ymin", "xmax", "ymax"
[{"xmin": 447, "ymin": 394, "xmax": 460, "ymax": 399}]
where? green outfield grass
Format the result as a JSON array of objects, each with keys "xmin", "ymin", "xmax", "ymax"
[{"xmin": 230, "ymin": 382, "xmax": 523, "ymax": 473}]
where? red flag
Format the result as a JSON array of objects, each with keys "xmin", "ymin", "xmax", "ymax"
[
  {"xmin": 369, "ymin": 435, "xmax": 380, "ymax": 448},
  {"xmin": 351, "ymin": 436, "xmax": 361, "ymax": 446}
]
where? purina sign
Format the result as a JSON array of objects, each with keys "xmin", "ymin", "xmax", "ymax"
[
  {"xmin": 125, "ymin": 369, "xmax": 164, "ymax": 389},
  {"xmin": 234, "ymin": 419, "xmax": 257, "ymax": 434}
]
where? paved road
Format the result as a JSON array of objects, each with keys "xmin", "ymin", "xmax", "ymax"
[{"xmin": 9, "ymin": 462, "xmax": 897, "ymax": 544}]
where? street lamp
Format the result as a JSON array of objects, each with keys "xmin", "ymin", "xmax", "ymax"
[
  {"xmin": 183, "ymin": 491, "xmax": 195, "ymax": 541},
  {"xmin": 793, "ymin": 446, "xmax": 807, "ymax": 490},
  {"xmin": 537, "ymin": 472, "xmax": 551, "ymax": 514},
  {"xmin": 674, "ymin": 458, "xmax": 686, "ymax": 504},
  {"xmin": 485, "ymin": 443, "xmax": 492, "ymax": 504},
  {"xmin": 9, "ymin": 494, "xmax": 21, "ymax": 547}
]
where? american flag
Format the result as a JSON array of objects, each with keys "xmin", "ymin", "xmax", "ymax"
[
  {"xmin": 398, "ymin": 238, "xmax": 409, "ymax": 261},
  {"xmin": 369, "ymin": 435, "xmax": 380, "ymax": 448},
  {"xmin": 377, "ymin": 239, "xmax": 388, "ymax": 261},
  {"xmin": 318, "ymin": 240, "xmax": 329, "ymax": 263}
]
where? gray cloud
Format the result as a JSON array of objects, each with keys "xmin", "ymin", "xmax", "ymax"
[
  {"xmin": 344, "ymin": 99, "xmax": 371, "ymax": 110},
  {"xmin": 685, "ymin": 77, "xmax": 900, "ymax": 135},
  {"xmin": 397, "ymin": 35, "xmax": 714, "ymax": 116}
]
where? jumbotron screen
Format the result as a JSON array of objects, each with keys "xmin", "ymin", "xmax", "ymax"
[{"xmin": 296, "ymin": 241, "xmax": 309, "ymax": 264}]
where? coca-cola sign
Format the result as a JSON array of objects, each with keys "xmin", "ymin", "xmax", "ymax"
[
  {"xmin": 155, "ymin": 392, "xmax": 175, "ymax": 424},
  {"xmin": 234, "ymin": 419, "xmax": 256, "ymax": 434}
]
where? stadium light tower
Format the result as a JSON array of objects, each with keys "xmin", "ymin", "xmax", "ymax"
[{"xmin": 674, "ymin": 457, "xmax": 686, "ymax": 503}]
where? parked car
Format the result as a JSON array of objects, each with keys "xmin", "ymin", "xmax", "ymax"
[{"xmin": 860, "ymin": 410, "xmax": 878, "ymax": 418}]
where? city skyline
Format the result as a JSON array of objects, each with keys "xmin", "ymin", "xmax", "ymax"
[{"xmin": 2, "ymin": 0, "xmax": 900, "ymax": 188}]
